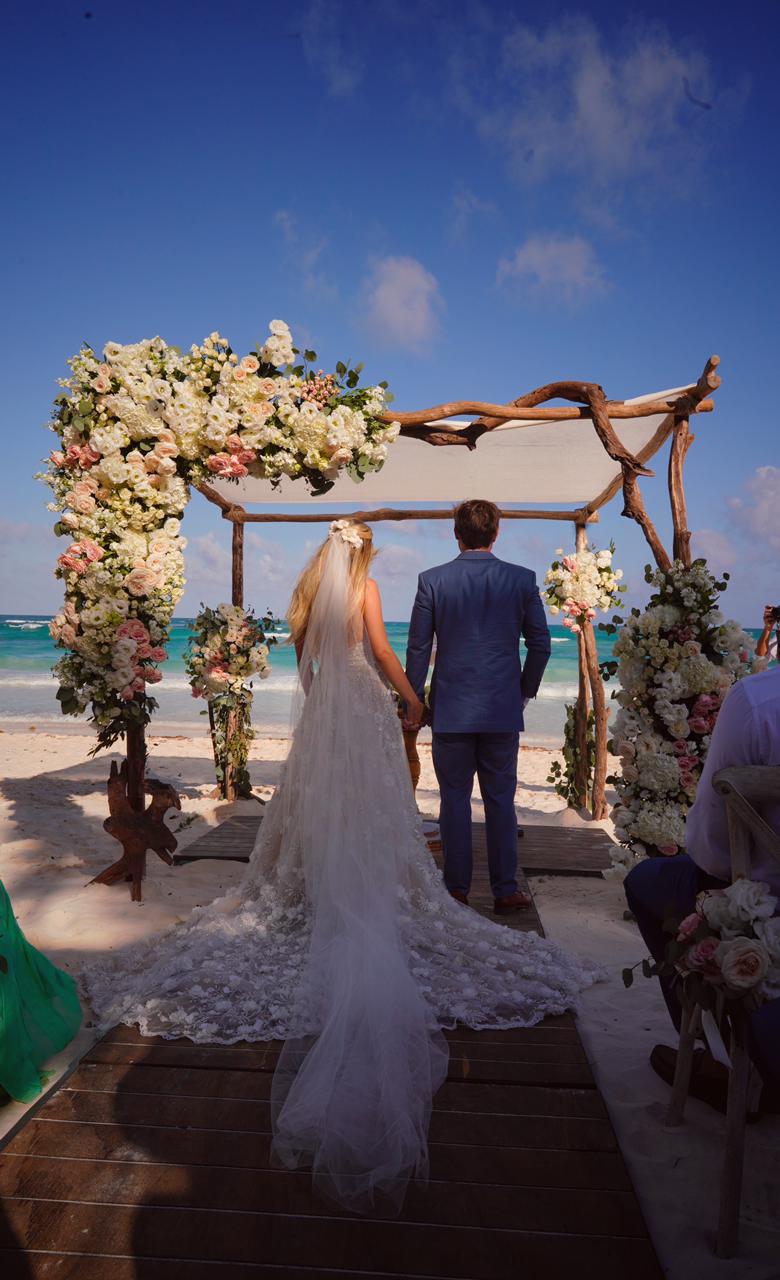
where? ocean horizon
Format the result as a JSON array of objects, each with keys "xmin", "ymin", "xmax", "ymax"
[{"xmin": 0, "ymin": 615, "xmax": 763, "ymax": 748}]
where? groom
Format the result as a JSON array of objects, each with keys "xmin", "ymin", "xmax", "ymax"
[{"xmin": 405, "ymin": 499, "xmax": 551, "ymax": 913}]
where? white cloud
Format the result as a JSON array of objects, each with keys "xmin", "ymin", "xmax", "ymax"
[
  {"xmin": 273, "ymin": 209, "xmax": 336, "ymax": 302},
  {"xmin": 727, "ymin": 466, "xmax": 780, "ymax": 555},
  {"xmin": 302, "ymin": 0, "xmax": 363, "ymax": 98},
  {"xmin": 453, "ymin": 16, "xmax": 725, "ymax": 198},
  {"xmin": 246, "ymin": 531, "xmax": 292, "ymax": 588},
  {"xmin": 374, "ymin": 543, "xmax": 424, "ymax": 582},
  {"xmin": 186, "ymin": 532, "xmax": 231, "ymax": 588},
  {"xmin": 362, "ymin": 255, "xmax": 443, "ymax": 350},
  {"xmin": 497, "ymin": 233, "xmax": 607, "ymax": 304},
  {"xmin": 690, "ymin": 528, "xmax": 737, "ymax": 572},
  {"xmin": 449, "ymin": 186, "xmax": 497, "ymax": 242}
]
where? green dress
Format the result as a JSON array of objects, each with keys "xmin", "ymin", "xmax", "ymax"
[{"xmin": 0, "ymin": 880, "xmax": 82, "ymax": 1102}]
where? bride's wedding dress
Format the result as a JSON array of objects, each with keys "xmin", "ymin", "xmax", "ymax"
[{"xmin": 84, "ymin": 536, "xmax": 598, "ymax": 1212}]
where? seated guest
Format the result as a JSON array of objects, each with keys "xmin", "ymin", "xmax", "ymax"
[
  {"xmin": 624, "ymin": 665, "xmax": 780, "ymax": 1109},
  {"xmin": 0, "ymin": 880, "xmax": 82, "ymax": 1103}
]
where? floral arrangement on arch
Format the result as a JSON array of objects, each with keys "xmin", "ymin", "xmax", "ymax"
[
  {"xmin": 42, "ymin": 321, "xmax": 397, "ymax": 751},
  {"xmin": 543, "ymin": 543, "xmax": 625, "ymax": 632},
  {"xmin": 624, "ymin": 877, "xmax": 780, "ymax": 1008},
  {"xmin": 185, "ymin": 603, "xmax": 278, "ymax": 799},
  {"xmin": 603, "ymin": 561, "xmax": 765, "ymax": 876}
]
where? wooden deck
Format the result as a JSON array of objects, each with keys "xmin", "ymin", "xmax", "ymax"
[
  {"xmin": 174, "ymin": 812, "xmax": 615, "ymax": 876},
  {"xmin": 0, "ymin": 827, "xmax": 660, "ymax": 1279}
]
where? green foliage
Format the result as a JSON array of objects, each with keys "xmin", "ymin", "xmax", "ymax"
[{"xmin": 547, "ymin": 702, "xmax": 595, "ymax": 807}]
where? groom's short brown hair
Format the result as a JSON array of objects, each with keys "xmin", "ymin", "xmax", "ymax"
[{"xmin": 454, "ymin": 499, "xmax": 500, "ymax": 549}]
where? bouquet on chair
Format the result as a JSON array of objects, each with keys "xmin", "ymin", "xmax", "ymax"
[{"xmin": 624, "ymin": 878, "xmax": 780, "ymax": 1008}]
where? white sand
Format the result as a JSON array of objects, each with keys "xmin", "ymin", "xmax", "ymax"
[{"xmin": 0, "ymin": 727, "xmax": 778, "ymax": 1274}]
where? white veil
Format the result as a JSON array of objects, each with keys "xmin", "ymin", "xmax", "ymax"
[{"xmin": 270, "ymin": 530, "xmax": 449, "ymax": 1213}]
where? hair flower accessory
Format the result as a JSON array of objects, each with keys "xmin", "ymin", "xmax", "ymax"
[{"xmin": 329, "ymin": 519, "xmax": 363, "ymax": 550}]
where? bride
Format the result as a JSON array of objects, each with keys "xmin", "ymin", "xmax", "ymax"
[{"xmin": 85, "ymin": 519, "xmax": 598, "ymax": 1212}]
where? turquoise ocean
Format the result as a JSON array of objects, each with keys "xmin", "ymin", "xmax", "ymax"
[{"xmin": 0, "ymin": 616, "xmax": 762, "ymax": 747}]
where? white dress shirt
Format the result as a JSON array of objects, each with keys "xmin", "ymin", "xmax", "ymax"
[{"xmin": 686, "ymin": 666, "xmax": 780, "ymax": 895}]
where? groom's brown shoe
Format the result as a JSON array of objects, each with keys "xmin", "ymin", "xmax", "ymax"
[
  {"xmin": 449, "ymin": 889, "xmax": 469, "ymax": 906},
  {"xmin": 493, "ymin": 891, "xmax": 532, "ymax": 914}
]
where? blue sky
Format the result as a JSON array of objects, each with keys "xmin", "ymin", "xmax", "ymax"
[{"xmin": 2, "ymin": 0, "xmax": 778, "ymax": 624}]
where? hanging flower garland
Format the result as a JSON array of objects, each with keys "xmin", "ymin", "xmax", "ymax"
[
  {"xmin": 543, "ymin": 543, "xmax": 625, "ymax": 631},
  {"xmin": 185, "ymin": 603, "xmax": 277, "ymax": 799},
  {"xmin": 42, "ymin": 322, "xmax": 398, "ymax": 751},
  {"xmin": 602, "ymin": 561, "xmax": 766, "ymax": 876}
]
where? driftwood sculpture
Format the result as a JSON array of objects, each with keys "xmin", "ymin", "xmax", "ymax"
[{"xmin": 90, "ymin": 761, "xmax": 181, "ymax": 902}]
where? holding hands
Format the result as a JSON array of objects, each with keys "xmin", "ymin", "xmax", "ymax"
[{"xmin": 402, "ymin": 695, "xmax": 426, "ymax": 731}]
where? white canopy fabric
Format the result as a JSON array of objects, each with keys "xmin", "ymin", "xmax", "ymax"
[{"xmin": 209, "ymin": 386, "xmax": 688, "ymax": 509}]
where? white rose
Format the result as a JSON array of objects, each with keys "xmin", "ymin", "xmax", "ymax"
[
  {"xmin": 722, "ymin": 878, "xmax": 777, "ymax": 926},
  {"xmin": 716, "ymin": 937, "xmax": 771, "ymax": 992}
]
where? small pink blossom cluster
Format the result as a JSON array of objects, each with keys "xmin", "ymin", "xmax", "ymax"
[
  {"xmin": 300, "ymin": 371, "xmax": 337, "ymax": 408},
  {"xmin": 56, "ymin": 538, "xmax": 104, "ymax": 575},
  {"xmin": 561, "ymin": 598, "xmax": 597, "ymax": 633},
  {"xmin": 51, "ymin": 443, "xmax": 101, "ymax": 470},
  {"xmin": 206, "ymin": 434, "xmax": 256, "ymax": 478},
  {"xmin": 687, "ymin": 691, "xmax": 722, "ymax": 737},
  {"xmin": 115, "ymin": 619, "xmax": 167, "ymax": 700},
  {"xmin": 671, "ymin": 739, "xmax": 701, "ymax": 792}
]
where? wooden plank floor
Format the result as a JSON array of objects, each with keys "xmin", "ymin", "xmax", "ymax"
[
  {"xmin": 0, "ymin": 829, "xmax": 660, "ymax": 1279},
  {"xmin": 174, "ymin": 813, "xmax": 614, "ymax": 875}
]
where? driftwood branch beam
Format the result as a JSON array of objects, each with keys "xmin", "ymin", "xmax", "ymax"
[
  {"xmin": 621, "ymin": 468, "xmax": 672, "ymax": 571},
  {"xmin": 382, "ymin": 397, "xmax": 713, "ymax": 427},
  {"xmin": 195, "ymin": 495, "xmax": 601, "ymax": 525},
  {"xmin": 668, "ymin": 416, "xmax": 695, "ymax": 567}
]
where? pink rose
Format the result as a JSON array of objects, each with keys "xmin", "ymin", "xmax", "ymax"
[
  {"xmin": 80, "ymin": 538, "xmax": 103, "ymax": 563},
  {"xmin": 657, "ymin": 843, "xmax": 679, "ymax": 857},
  {"xmin": 672, "ymin": 740, "xmax": 689, "ymax": 754},
  {"xmin": 688, "ymin": 717, "xmax": 709, "ymax": 735},
  {"xmin": 120, "ymin": 686, "xmax": 135, "ymax": 701},
  {"xmin": 139, "ymin": 667, "xmax": 162, "ymax": 684},
  {"xmin": 677, "ymin": 912, "xmax": 703, "ymax": 943},
  {"xmin": 80, "ymin": 445, "xmax": 101, "ymax": 468},
  {"xmin": 50, "ymin": 450, "xmax": 65, "ymax": 468},
  {"xmin": 117, "ymin": 620, "xmax": 150, "ymax": 642},
  {"xmin": 683, "ymin": 935, "xmax": 721, "ymax": 975},
  {"xmin": 149, "ymin": 646, "xmax": 167, "ymax": 662},
  {"xmin": 226, "ymin": 434, "xmax": 244, "ymax": 454}
]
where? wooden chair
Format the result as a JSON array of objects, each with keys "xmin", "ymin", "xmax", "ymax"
[{"xmin": 666, "ymin": 765, "xmax": 780, "ymax": 1257}]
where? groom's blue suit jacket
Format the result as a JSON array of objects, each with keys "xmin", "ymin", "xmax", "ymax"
[{"xmin": 406, "ymin": 551, "xmax": 551, "ymax": 733}]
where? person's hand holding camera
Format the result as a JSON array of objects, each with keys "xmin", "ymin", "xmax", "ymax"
[{"xmin": 756, "ymin": 604, "xmax": 780, "ymax": 659}]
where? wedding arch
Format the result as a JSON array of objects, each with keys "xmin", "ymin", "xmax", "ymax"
[
  {"xmin": 196, "ymin": 356, "xmax": 720, "ymax": 817},
  {"xmin": 42, "ymin": 325, "xmax": 719, "ymax": 893}
]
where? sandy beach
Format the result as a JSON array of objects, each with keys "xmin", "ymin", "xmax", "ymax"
[{"xmin": 1, "ymin": 727, "xmax": 778, "ymax": 1277}]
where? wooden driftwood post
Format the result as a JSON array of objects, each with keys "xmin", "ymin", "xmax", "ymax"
[
  {"xmin": 572, "ymin": 522, "xmax": 591, "ymax": 811},
  {"xmin": 91, "ymin": 761, "xmax": 180, "ymax": 902},
  {"xmin": 582, "ymin": 620, "xmax": 609, "ymax": 820},
  {"xmin": 224, "ymin": 518, "xmax": 246, "ymax": 802}
]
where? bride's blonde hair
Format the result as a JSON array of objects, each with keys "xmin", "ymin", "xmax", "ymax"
[{"xmin": 287, "ymin": 522, "xmax": 375, "ymax": 646}]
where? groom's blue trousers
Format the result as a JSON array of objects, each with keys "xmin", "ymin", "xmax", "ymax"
[
  {"xmin": 432, "ymin": 732, "xmax": 519, "ymax": 899},
  {"xmin": 625, "ymin": 855, "xmax": 780, "ymax": 1089}
]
